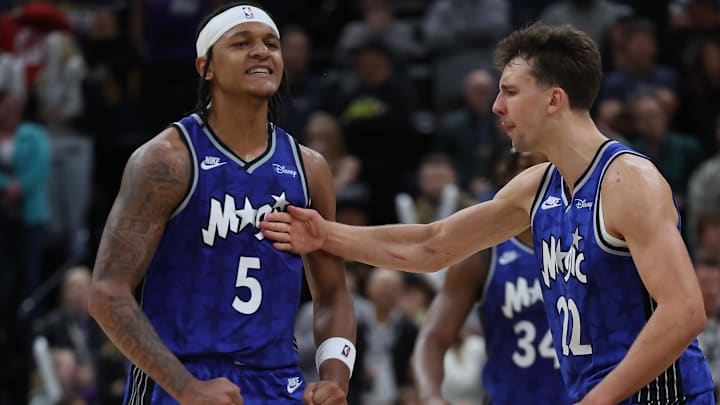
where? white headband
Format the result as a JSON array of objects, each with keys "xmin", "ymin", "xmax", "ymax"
[{"xmin": 196, "ymin": 5, "xmax": 280, "ymax": 57}]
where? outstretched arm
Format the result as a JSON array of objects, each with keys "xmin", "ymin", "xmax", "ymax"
[
  {"xmin": 262, "ymin": 163, "xmax": 547, "ymax": 272},
  {"xmin": 89, "ymin": 129, "xmax": 241, "ymax": 404},
  {"xmin": 300, "ymin": 147, "xmax": 356, "ymax": 404},
  {"xmin": 413, "ymin": 252, "xmax": 488, "ymax": 405},
  {"xmin": 579, "ymin": 155, "xmax": 707, "ymax": 405}
]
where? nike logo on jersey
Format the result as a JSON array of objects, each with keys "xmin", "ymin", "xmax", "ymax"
[
  {"xmin": 498, "ymin": 250, "xmax": 519, "ymax": 265},
  {"xmin": 541, "ymin": 196, "xmax": 562, "ymax": 210},
  {"xmin": 200, "ymin": 156, "xmax": 227, "ymax": 170},
  {"xmin": 287, "ymin": 377, "xmax": 303, "ymax": 394}
]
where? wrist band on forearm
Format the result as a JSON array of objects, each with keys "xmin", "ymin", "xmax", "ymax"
[{"xmin": 315, "ymin": 337, "xmax": 356, "ymax": 377}]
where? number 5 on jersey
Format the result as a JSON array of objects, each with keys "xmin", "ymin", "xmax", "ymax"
[{"xmin": 233, "ymin": 256, "xmax": 262, "ymax": 314}]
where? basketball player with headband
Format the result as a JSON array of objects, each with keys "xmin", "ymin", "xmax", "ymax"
[{"xmin": 89, "ymin": 3, "xmax": 356, "ymax": 405}]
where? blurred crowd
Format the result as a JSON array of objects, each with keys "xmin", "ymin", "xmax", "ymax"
[{"xmin": 1, "ymin": 0, "xmax": 720, "ymax": 404}]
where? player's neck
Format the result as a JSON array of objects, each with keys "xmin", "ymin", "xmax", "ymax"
[
  {"xmin": 207, "ymin": 94, "xmax": 270, "ymax": 160},
  {"xmin": 542, "ymin": 112, "xmax": 608, "ymax": 193}
]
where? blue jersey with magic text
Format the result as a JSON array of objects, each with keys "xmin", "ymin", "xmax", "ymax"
[
  {"xmin": 531, "ymin": 140, "xmax": 713, "ymax": 403},
  {"xmin": 141, "ymin": 113, "xmax": 309, "ymax": 368},
  {"xmin": 479, "ymin": 238, "xmax": 570, "ymax": 404}
]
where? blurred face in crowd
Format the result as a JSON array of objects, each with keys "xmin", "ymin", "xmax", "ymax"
[
  {"xmin": 363, "ymin": 0, "xmax": 393, "ymax": 29},
  {"xmin": 631, "ymin": 95, "xmax": 667, "ymax": 142},
  {"xmin": 701, "ymin": 42, "xmax": 720, "ymax": 84},
  {"xmin": 0, "ymin": 92, "xmax": 22, "ymax": 134},
  {"xmin": 281, "ymin": 29, "xmax": 310, "ymax": 80},
  {"xmin": 698, "ymin": 219, "xmax": 720, "ymax": 260},
  {"xmin": 353, "ymin": 48, "xmax": 391, "ymax": 86},
  {"xmin": 624, "ymin": 31, "xmax": 656, "ymax": 72},
  {"xmin": 366, "ymin": 268, "xmax": 403, "ymax": 313},
  {"xmin": 418, "ymin": 162, "xmax": 457, "ymax": 203},
  {"xmin": 687, "ymin": 2, "xmax": 720, "ymax": 30},
  {"xmin": 62, "ymin": 268, "xmax": 92, "ymax": 317},
  {"xmin": 201, "ymin": 22, "xmax": 283, "ymax": 99},
  {"xmin": 464, "ymin": 70, "xmax": 496, "ymax": 116},
  {"xmin": 304, "ymin": 113, "xmax": 343, "ymax": 163}
]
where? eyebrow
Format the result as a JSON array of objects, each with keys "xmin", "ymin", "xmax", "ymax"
[
  {"xmin": 227, "ymin": 30, "xmax": 279, "ymax": 40},
  {"xmin": 499, "ymin": 83, "xmax": 515, "ymax": 91}
]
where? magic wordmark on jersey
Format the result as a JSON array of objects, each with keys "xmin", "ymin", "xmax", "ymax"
[
  {"xmin": 202, "ymin": 191, "xmax": 291, "ymax": 246},
  {"xmin": 501, "ymin": 276, "xmax": 544, "ymax": 319},
  {"xmin": 541, "ymin": 227, "xmax": 588, "ymax": 288}
]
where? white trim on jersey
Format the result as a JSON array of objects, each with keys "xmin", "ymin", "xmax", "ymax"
[
  {"xmin": 287, "ymin": 133, "xmax": 310, "ymax": 208},
  {"xmin": 170, "ymin": 121, "xmax": 200, "ymax": 219}
]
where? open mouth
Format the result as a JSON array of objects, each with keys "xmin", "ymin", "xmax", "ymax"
[{"xmin": 246, "ymin": 67, "xmax": 273, "ymax": 75}]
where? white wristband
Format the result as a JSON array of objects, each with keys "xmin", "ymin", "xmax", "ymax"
[{"xmin": 315, "ymin": 337, "xmax": 356, "ymax": 377}]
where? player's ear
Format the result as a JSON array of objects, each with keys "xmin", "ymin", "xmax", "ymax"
[
  {"xmin": 547, "ymin": 87, "xmax": 565, "ymax": 114},
  {"xmin": 196, "ymin": 56, "xmax": 213, "ymax": 80}
]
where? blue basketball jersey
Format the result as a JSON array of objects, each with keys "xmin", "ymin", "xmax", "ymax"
[
  {"xmin": 530, "ymin": 140, "xmax": 713, "ymax": 403},
  {"xmin": 479, "ymin": 238, "xmax": 570, "ymax": 404},
  {"xmin": 140, "ymin": 113, "xmax": 309, "ymax": 368}
]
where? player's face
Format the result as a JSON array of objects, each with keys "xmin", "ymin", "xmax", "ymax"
[
  {"xmin": 492, "ymin": 58, "xmax": 551, "ymax": 152},
  {"xmin": 207, "ymin": 22, "xmax": 283, "ymax": 99}
]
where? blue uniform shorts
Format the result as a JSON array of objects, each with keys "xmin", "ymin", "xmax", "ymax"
[{"xmin": 122, "ymin": 357, "xmax": 305, "ymax": 405}]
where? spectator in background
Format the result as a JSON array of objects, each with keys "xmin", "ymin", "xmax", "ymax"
[
  {"xmin": 64, "ymin": 1, "xmax": 142, "ymax": 137},
  {"xmin": 695, "ymin": 257, "xmax": 720, "ymax": 398},
  {"xmin": 538, "ymin": 0, "xmax": 632, "ymax": 49},
  {"xmin": 394, "ymin": 153, "xmax": 477, "ymax": 291},
  {"xmin": 0, "ymin": 2, "xmax": 73, "ymax": 102},
  {"xmin": 278, "ymin": 25, "xmax": 331, "ymax": 140},
  {"xmin": 0, "ymin": 90, "xmax": 51, "ymax": 305},
  {"xmin": 422, "ymin": 0, "xmax": 510, "ymax": 109},
  {"xmin": 687, "ymin": 116, "xmax": 720, "ymax": 249},
  {"xmin": 396, "ymin": 153, "xmax": 477, "ymax": 226},
  {"xmin": 33, "ymin": 267, "xmax": 109, "ymax": 404},
  {"xmin": 434, "ymin": 69, "xmax": 507, "ymax": 191},
  {"xmin": 338, "ymin": 36, "xmax": 419, "ymax": 225},
  {"xmin": 28, "ymin": 348, "xmax": 87, "ymax": 405},
  {"xmin": 303, "ymin": 111, "xmax": 362, "ymax": 194},
  {"xmin": 597, "ymin": 19, "xmax": 679, "ymax": 132},
  {"xmin": 629, "ymin": 91, "xmax": 703, "ymax": 211},
  {"xmin": 362, "ymin": 268, "xmax": 418, "ymax": 405},
  {"xmin": 696, "ymin": 214, "xmax": 720, "ymax": 264},
  {"xmin": 678, "ymin": 38, "xmax": 720, "ymax": 154},
  {"xmin": 130, "ymin": 0, "xmax": 224, "ymax": 131},
  {"xmin": 669, "ymin": 0, "xmax": 720, "ymax": 68},
  {"xmin": 337, "ymin": 0, "xmax": 424, "ymax": 66}
]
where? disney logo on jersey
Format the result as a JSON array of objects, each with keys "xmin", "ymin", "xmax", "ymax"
[
  {"xmin": 202, "ymin": 192, "xmax": 291, "ymax": 246},
  {"xmin": 501, "ymin": 276, "xmax": 543, "ymax": 319},
  {"xmin": 272, "ymin": 163, "xmax": 297, "ymax": 178},
  {"xmin": 574, "ymin": 198, "xmax": 593, "ymax": 209},
  {"xmin": 541, "ymin": 227, "xmax": 587, "ymax": 288}
]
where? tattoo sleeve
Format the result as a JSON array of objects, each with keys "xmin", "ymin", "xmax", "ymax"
[{"xmin": 90, "ymin": 135, "xmax": 194, "ymax": 399}]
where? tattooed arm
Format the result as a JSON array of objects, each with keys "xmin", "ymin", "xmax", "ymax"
[{"xmin": 88, "ymin": 128, "xmax": 242, "ymax": 405}]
